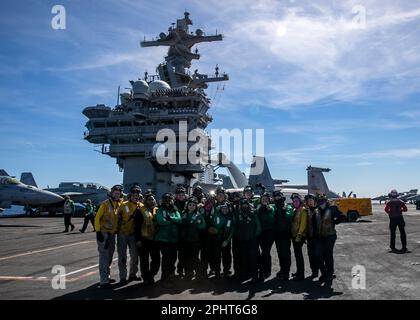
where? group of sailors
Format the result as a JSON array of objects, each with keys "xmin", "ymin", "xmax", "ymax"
[{"xmin": 92, "ymin": 184, "xmax": 341, "ymax": 289}]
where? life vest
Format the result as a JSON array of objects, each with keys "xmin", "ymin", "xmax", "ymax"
[
  {"xmin": 306, "ymin": 207, "xmax": 317, "ymax": 238},
  {"xmin": 118, "ymin": 201, "xmax": 140, "ymax": 235},
  {"xmin": 291, "ymin": 206, "xmax": 308, "ymax": 238},
  {"xmin": 141, "ymin": 207, "xmax": 156, "ymax": 240},
  {"xmin": 96, "ymin": 199, "xmax": 121, "ymax": 233},
  {"xmin": 316, "ymin": 207, "xmax": 336, "ymax": 237},
  {"xmin": 63, "ymin": 200, "xmax": 73, "ymax": 214}
]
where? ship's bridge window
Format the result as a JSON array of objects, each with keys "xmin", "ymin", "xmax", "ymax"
[
  {"xmin": 107, "ymin": 122, "xmax": 118, "ymax": 127},
  {"xmin": 119, "ymin": 121, "xmax": 132, "ymax": 126},
  {"xmin": 93, "ymin": 122, "xmax": 105, "ymax": 128},
  {"xmin": 86, "ymin": 121, "xmax": 94, "ymax": 130}
]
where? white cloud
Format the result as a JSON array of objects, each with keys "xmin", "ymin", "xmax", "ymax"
[
  {"xmin": 78, "ymin": 88, "xmax": 114, "ymax": 98},
  {"xmin": 46, "ymin": 49, "xmax": 165, "ymax": 72},
  {"xmin": 265, "ymin": 144, "xmax": 332, "ymax": 164},
  {"xmin": 276, "ymin": 118, "xmax": 420, "ymax": 133},
  {"xmin": 197, "ymin": 0, "xmax": 420, "ymax": 109},
  {"xmin": 332, "ymin": 147, "xmax": 420, "ymax": 160},
  {"xmin": 355, "ymin": 161, "xmax": 374, "ymax": 166},
  {"xmin": 399, "ymin": 110, "xmax": 420, "ymax": 119}
]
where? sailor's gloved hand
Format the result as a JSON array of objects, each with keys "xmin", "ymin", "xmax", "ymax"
[
  {"xmin": 222, "ymin": 241, "xmax": 228, "ymax": 248},
  {"xmin": 295, "ymin": 235, "xmax": 302, "ymax": 243},
  {"xmin": 208, "ymin": 227, "xmax": 218, "ymax": 235},
  {"xmin": 96, "ymin": 231, "xmax": 104, "ymax": 242},
  {"xmin": 136, "ymin": 241, "xmax": 142, "ymax": 248}
]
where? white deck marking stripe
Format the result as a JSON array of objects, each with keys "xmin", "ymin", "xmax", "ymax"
[
  {"xmin": 63, "ymin": 258, "xmax": 118, "ymax": 277},
  {"xmin": 0, "ymin": 255, "xmax": 118, "ymax": 283},
  {"xmin": 0, "ymin": 276, "xmax": 49, "ymax": 281},
  {"xmin": 0, "ymin": 241, "xmax": 95, "ymax": 261}
]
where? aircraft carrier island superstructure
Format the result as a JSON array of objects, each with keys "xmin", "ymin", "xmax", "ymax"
[{"xmin": 82, "ymin": 12, "xmax": 228, "ymax": 197}]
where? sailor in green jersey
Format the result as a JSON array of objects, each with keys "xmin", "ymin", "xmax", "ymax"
[
  {"xmin": 273, "ymin": 190, "xmax": 294, "ymax": 281},
  {"xmin": 202, "ymin": 186, "xmax": 227, "ymax": 278},
  {"xmin": 208, "ymin": 203, "xmax": 234, "ymax": 278},
  {"xmin": 174, "ymin": 185, "xmax": 188, "ymax": 277},
  {"xmin": 256, "ymin": 192, "xmax": 276, "ymax": 280},
  {"xmin": 243, "ymin": 185, "xmax": 260, "ymax": 208},
  {"xmin": 79, "ymin": 199, "xmax": 95, "ymax": 233},
  {"xmin": 229, "ymin": 191, "xmax": 242, "ymax": 279},
  {"xmin": 155, "ymin": 193, "xmax": 182, "ymax": 286},
  {"xmin": 178, "ymin": 196, "xmax": 206, "ymax": 280},
  {"xmin": 233, "ymin": 198, "xmax": 261, "ymax": 283}
]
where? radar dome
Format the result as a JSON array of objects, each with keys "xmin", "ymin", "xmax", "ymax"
[
  {"xmin": 132, "ymin": 80, "xmax": 149, "ymax": 95},
  {"xmin": 149, "ymin": 80, "xmax": 171, "ymax": 92}
]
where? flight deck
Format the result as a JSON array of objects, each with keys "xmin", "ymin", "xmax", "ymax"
[{"xmin": 0, "ymin": 204, "xmax": 419, "ymax": 300}]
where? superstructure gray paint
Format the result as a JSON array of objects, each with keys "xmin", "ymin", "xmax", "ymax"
[{"xmin": 82, "ymin": 12, "xmax": 228, "ymax": 197}]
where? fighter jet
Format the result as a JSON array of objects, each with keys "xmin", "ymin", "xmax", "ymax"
[
  {"xmin": 45, "ymin": 182, "xmax": 110, "ymax": 206},
  {"xmin": 405, "ymin": 194, "xmax": 420, "ymax": 202},
  {"xmin": 0, "ymin": 170, "xmax": 64, "ymax": 214},
  {"xmin": 373, "ymin": 189, "xmax": 418, "ymax": 203},
  {"xmin": 200, "ymin": 154, "xmax": 339, "ymax": 202},
  {"xmin": 20, "ymin": 173, "xmax": 110, "ymax": 207},
  {"xmin": 398, "ymin": 189, "xmax": 418, "ymax": 202},
  {"xmin": 371, "ymin": 194, "xmax": 390, "ymax": 203}
]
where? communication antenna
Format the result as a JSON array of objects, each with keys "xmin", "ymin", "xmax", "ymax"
[{"xmin": 116, "ymin": 85, "xmax": 121, "ymax": 106}]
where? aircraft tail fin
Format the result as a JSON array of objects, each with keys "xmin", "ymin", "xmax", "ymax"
[
  {"xmin": 307, "ymin": 166, "xmax": 338, "ymax": 198},
  {"xmin": 217, "ymin": 153, "xmax": 248, "ymax": 189},
  {"xmin": 21, "ymin": 172, "xmax": 38, "ymax": 188},
  {"xmin": 0, "ymin": 169, "xmax": 9, "ymax": 176},
  {"xmin": 248, "ymin": 156, "xmax": 275, "ymax": 192}
]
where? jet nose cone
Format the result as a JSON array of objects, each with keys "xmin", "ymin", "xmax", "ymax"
[{"xmin": 42, "ymin": 191, "xmax": 64, "ymax": 204}]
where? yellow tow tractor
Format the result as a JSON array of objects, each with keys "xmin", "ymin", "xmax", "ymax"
[{"xmin": 330, "ymin": 197, "xmax": 373, "ymax": 222}]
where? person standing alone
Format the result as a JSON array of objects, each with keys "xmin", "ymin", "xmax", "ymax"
[
  {"xmin": 385, "ymin": 189, "xmax": 408, "ymax": 253},
  {"xmin": 63, "ymin": 196, "xmax": 75, "ymax": 232}
]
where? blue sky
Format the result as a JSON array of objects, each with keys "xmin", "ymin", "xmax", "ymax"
[{"xmin": 0, "ymin": 0, "xmax": 419, "ymax": 197}]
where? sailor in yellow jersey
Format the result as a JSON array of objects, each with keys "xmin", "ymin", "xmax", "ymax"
[
  {"xmin": 290, "ymin": 193, "xmax": 308, "ymax": 281},
  {"xmin": 95, "ymin": 184, "xmax": 124, "ymax": 289},
  {"xmin": 134, "ymin": 192, "xmax": 160, "ymax": 284},
  {"xmin": 116, "ymin": 185, "xmax": 144, "ymax": 285}
]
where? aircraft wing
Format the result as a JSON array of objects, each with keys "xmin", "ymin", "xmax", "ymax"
[
  {"xmin": 372, "ymin": 195, "xmax": 387, "ymax": 200},
  {"xmin": 58, "ymin": 192, "xmax": 95, "ymax": 197},
  {"xmin": 273, "ymin": 179, "xmax": 289, "ymax": 184},
  {"xmin": 277, "ymin": 184, "xmax": 308, "ymax": 190}
]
